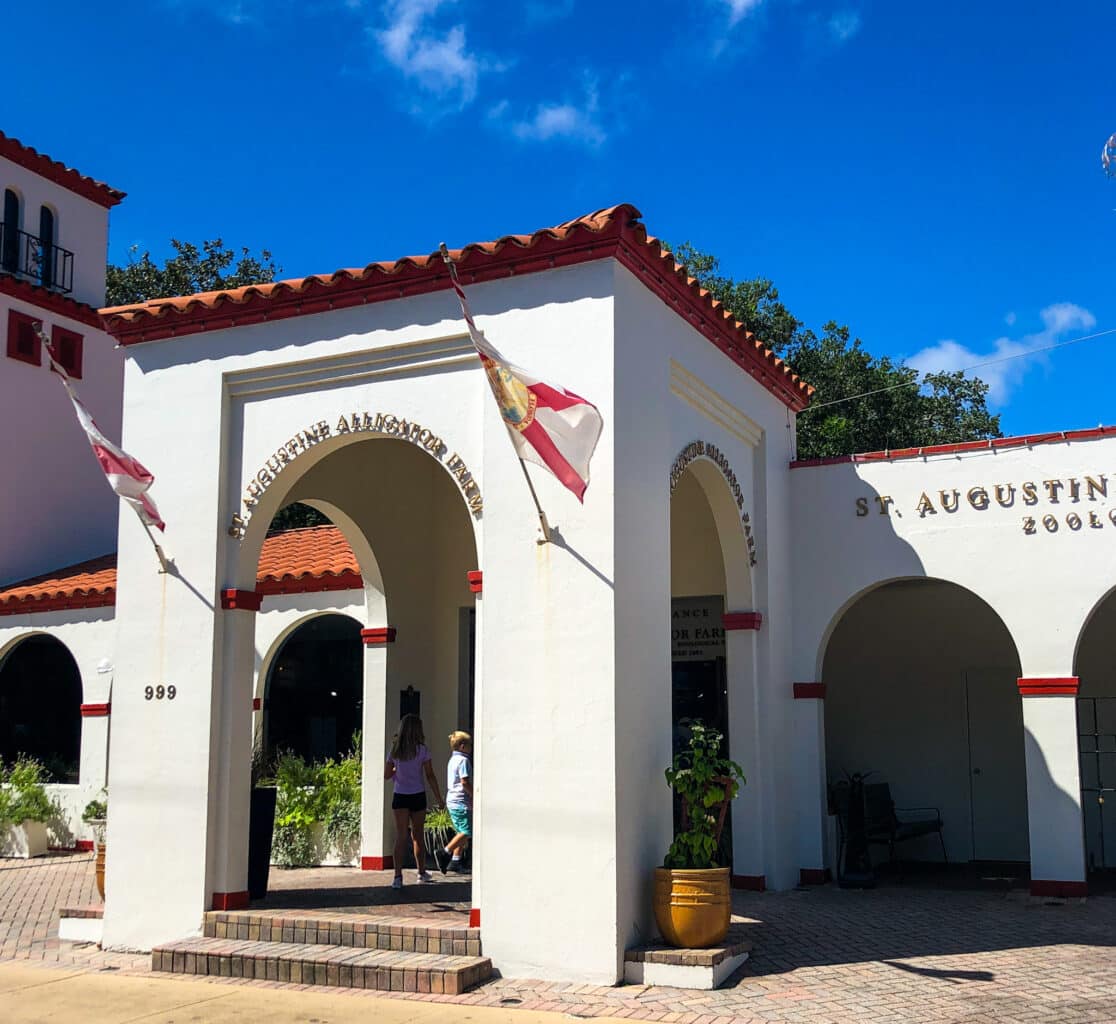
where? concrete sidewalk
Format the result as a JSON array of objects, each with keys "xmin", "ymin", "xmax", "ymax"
[{"xmin": 1, "ymin": 962, "xmax": 617, "ymax": 1024}]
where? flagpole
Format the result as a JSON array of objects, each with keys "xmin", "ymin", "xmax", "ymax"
[
  {"xmin": 439, "ymin": 243, "xmax": 553, "ymax": 544},
  {"xmin": 138, "ymin": 513, "xmax": 172, "ymax": 573}
]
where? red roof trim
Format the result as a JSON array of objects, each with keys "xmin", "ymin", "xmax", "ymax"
[
  {"xmin": 99, "ymin": 204, "xmax": 811, "ymax": 412},
  {"xmin": 256, "ymin": 570, "xmax": 363, "ymax": 596},
  {"xmin": 790, "ymin": 425, "xmax": 1116, "ymax": 469},
  {"xmin": 0, "ymin": 274, "xmax": 103, "ymax": 329},
  {"xmin": 0, "ymin": 132, "xmax": 125, "ymax": 208},
  {"xmin": 0, "ymin": 589, "xmax": 115, "ymax": 617}
]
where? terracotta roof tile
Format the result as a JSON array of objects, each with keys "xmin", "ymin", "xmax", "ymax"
[
  {"xmin": 0, "ymin": 555, "xmax": 117, "ymax": 615},
  {"xmin": 0, "ymin": 132, "xmax": 125, "ymax": 208},
  {"xmin": 100, "ymin": 203, "xmax": 813, "ymax": 410},
  {"xmin": 0, "ymin": 527, "xmax": 361, "ymax": 615}
]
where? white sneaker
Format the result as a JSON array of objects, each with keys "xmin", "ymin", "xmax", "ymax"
[
  {"xmin": 391, "ymin": 876, "xmax": 403, "ymax": 889},
  {"xmin": 418, "ymin": 871, "xmax": 436, "ymax": 883}
]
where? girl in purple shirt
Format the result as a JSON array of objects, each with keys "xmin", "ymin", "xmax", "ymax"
[{"xmin": 384, "ymin": 714, "xmax": 443, "ymax": 888}]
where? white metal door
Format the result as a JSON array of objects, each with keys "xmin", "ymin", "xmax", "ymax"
[{"xmin": 964, "ymin": 669, "xmax": 1030, "ymax": 861}]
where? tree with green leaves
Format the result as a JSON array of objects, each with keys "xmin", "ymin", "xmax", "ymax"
[
  {"xmin": 668, "ymin": 242, "xmax": 1001, "ymax": 460},
  {"xmin": 105, "ymin": 239, "xmax": 281, "ymax": 307}
]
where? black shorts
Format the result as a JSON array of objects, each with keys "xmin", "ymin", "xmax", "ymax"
[{"xmin": 392, "ymin": 791, "xmax": 427, "ymax": 812}]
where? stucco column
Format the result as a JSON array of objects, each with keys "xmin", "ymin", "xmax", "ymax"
[
  {"xmin": 208, "ymin": 590, "xmax": 260, "ymax": 909},
  {"xmin": 724, "ymin": 613, "xmax": 764, "ymax": 889},
  {"xmin": 1019, "ymin": 677, "xmax": 1087, "ymax": 896},
  {"xmin": 791, "ymin": 683, "xmax": 828, "ymax": 884},
  {"xmin": 359, "ymin": 627, "xmax": 392, "ymax": 869}
]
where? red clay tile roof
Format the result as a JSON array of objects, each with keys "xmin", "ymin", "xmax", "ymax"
[
  {"xmin": 255, "ymin": 526, "xmax": 362, "ymax": 595},
  {"xmin": 100, "ymin": 203, "xmax": 812, "ymax": 410},
  {"xmin": 0, "ymin": 527, "xmax": 361, "ymax": 616},
  {"xmin": 0, "ymin": 132, "xmax": 125, "ymax": 208},
  {"xmin": 0, "ymin": 555, "xmax": 117, "ymax": 616}
]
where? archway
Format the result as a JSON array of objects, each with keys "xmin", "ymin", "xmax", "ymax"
[
  {"xmin": 0, "ymin": 634, "xmax": 82, "ymax": 781},
  {"xmin": 669, "ymin": 453, "xmax": 757, "ymax": 878},
  {"xmin": 219, "ymin": 432, "xmax": 481, "ymax": 898},
  {"xmin": 262, "ymin": 614, "xmax": 363, "ymax": 765},
  {"xmin": 1074, "ymin": 587, "xmax": 1116, "ymax": 873},
  {"xmin": 823, "ymin": 579, "xmax": 1026, "ymax": 869}
]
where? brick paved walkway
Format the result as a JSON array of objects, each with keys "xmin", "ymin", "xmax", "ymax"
[{"xmin": 4, "ymin": 854, "xmax": 1116, "ymax": 1022}]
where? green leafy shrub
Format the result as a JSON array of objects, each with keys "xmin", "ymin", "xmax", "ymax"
[
  {"xmin": 424, "ymin": 805, "xmax": 454, "ymax": 852},
  {"xmin": 663, "ymin": 721, "xmax": 745, "ymax": 871},
  {"xmin": 272, "ymin": 746, "xmax": 362, "ymax": 867},
  {"xmin": 0, "ymin": 758, "xmax": 56, "ymax": 827}
]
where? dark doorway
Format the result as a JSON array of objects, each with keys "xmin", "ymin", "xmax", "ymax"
[
  {"xmin": 0, "ymin": 635, "xmax": 82, "ymax": 781},
  {"xmin": 264, "ymin": 615, "xmax": 363, "ymax": 764},
  {"xmin": 671, "ymin": 596, "xmax": 732, "ymax": 864}
]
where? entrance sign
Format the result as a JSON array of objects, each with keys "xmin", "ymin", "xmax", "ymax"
[
  {"xmin": 670, "ymin": 440, "xmax": 758, "ymax": 566},
  {"xmin": 230, "ymin": 411, "xmax": 482, "ymax": 537},
  {"xmin": 671, "ymin": 595, "xmax": 726, "ymax": 661},
  {"xmin": 853, "ymin": 473, "xmax": 1113, "ymax": 536}
]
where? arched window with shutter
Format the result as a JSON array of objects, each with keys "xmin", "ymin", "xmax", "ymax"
[{"xmin": 1, "ymin": 189, "xmax": 18, "ymax": 273}]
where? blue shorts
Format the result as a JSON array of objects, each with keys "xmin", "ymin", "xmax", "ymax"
[{"xmin": 448, "ymin": 805, "xmax": 471, "ymax": 836}]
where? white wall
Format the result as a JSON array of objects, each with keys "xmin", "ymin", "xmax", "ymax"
[{"xmin": 0, "ymin": 293, "xmax": 122, "ymax": 586}]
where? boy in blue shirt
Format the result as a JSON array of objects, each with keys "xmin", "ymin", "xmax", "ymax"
[{"xmin": 434, "ymin": 731, "xmax": 472, "ymax": 874}]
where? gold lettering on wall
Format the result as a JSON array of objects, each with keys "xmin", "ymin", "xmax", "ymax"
[
  {"xmin": 230, "ymin": 411, "xmax": 482, "ymax": 538},
  {"xmin": 853, "ymin": 472, "xmax": 1113, "ymax": 538}
]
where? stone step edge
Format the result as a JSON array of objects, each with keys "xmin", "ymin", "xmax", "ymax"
[
  {"xmin": 203, "ymin": 914, "xmax": 480, "ymax": 955},
  {"xmin": 153, "ymin": 937, "xmax": 491, "ymax": 995}
]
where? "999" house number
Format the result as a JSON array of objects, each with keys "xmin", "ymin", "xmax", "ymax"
[{"xmin": 144, "ymin": 684, "xmax": 177, "ymax": 701}]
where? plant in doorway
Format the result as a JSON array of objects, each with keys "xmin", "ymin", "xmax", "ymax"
[
  {"xmin": 655, "ymin": 720, "xmax": 745, "ymax": 948},
  {"xmin": 0, "ymin": 758, "xmax": 57, "ymax": 859},
  {"xmin": 82, "ymin": 791, "xmax": 108, "ymax": 899},
  {"xmin": 271, "ymin": 744, "xmax": 363, "ymax": 868}
]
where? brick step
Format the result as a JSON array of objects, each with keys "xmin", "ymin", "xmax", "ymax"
[
  {"xmin": 152, "ymin": 936, "xmax": 491, "ymax": 994},
  {"xmin": 203, "ymin": 910, "xmax": 480, "ymax": 955}
]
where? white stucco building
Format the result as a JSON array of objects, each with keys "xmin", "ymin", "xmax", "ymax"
[{"xmin": 2, "ymin": 132, "xmax": 1114, "ymax": 985}]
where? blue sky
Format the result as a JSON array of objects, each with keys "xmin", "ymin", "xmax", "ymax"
[{"xmin": 7, "ymin": 0, "xmax": 1115, "ymax": 436}]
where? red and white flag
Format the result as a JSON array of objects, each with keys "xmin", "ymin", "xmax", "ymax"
[
  {"xmin": 40, "ymin": 329, "xmax": 165, "ymax": 531},
  {"xmin": 448, "ymin": 275, "xmax": 603, "ymax": 502}
]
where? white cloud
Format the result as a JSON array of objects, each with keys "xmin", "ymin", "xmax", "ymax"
[
  {"xmin": 1004, "ymin": 311, "xmax": 1017, "ymax": 326},
  {"xmin": 827, "ymin": 10, "xmax": 860, "ymax": 43},
  {"xmin": 908, "ymin": 302, "xmax": 1096, "ymax": 405},
  {"xmin": 720, "ymin": 0, "xmax": 763, "ymax": 26},
  {"xmin": 500, "ymin": 82, "xmax": 606, "ymax": 146},
  {"xmin": 374, "ymin": 0, "xmax": 482, "ymax": 105}
]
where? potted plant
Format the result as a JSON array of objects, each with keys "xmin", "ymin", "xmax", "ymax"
[
  {"xmin": 654, "ymin": 720, "xmax": 745, "ymax": 948},
  {"xmin": 0, "ymin": 758, "xmax": 55, "ymax": 858},
  {"xmin": 82, "ymin": 792, "xmax": 108, "ymax": 899}
]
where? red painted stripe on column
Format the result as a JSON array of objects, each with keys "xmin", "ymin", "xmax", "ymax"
[
  {"xmin": 212, "ymin": 891, "xmax": 250, "ymax": 911},
  {"xmin": 467, "ymin": 570, "xmax": 483, "ymax": 594},
  {"xmin": 793, "ymin": 683, "xmax": 827, "ymax": 700},
  {"xmin": 731, "ymin": 874, "xmax": 765, "ymax": 891},
  {"xmin": 469, "ymin": 908, "xmax": 481, "ymax": 928},
  {"xmin": 1030, "ymin": 879, "xmax": 1087, "ymax": 897},
  {"xmin": 221, "ymin": 589, "xmax": 262, "ymax": 611},
  {"xmin": 1017, "ymin": 677, "xmax": 1079, "ymax": 696},
  {"xmin": 80, "ymin": 702, "xmax": 111, "ymax": 717},
  {"xmin": 723, "ymin": 612, "xmax": 762, "ymax": 630},
  {"xmin": 252, "ymin": 697, "xmax": 262, "ymax": 711},
  {"xmin": 361, "ymin": 627, "xmax": 397, "ymax": 646},
  {"xmin": 799, "ymin": 868, "xmax": 830, "ymax": 885},
  {"xmin": 361, "ymin": 856, "xmax": 394, "ymax": 871}
]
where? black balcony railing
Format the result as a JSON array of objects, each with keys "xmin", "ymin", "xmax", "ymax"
[{"xmin": 0, "ymin": 222, "xmax": 74, "ymax": 294}]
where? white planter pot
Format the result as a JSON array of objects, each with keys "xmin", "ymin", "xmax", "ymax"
[{"xmin": 1, "ymin": 820, "xmax": 50, "ymax": 858}]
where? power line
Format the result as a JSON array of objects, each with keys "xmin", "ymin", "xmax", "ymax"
[{"xmin": 800, "ymin": 325, "xmax": 1116, "ymax": 415}]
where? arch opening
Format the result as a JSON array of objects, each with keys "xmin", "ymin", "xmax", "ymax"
[
  {"xmin": 823, "ymin": 578, "xmax": 1026, "ymax": 872},
  {"xmin": 0, "ymin": 634, "xmax": 82, "ymax": 782},
  {"xmin": 1074, "ymin": 587, "xmax": 1116, "ymax": 872}
]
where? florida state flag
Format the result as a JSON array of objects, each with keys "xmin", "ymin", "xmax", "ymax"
[
  {"xmin": 40, "ymin": 328, "xmax": 165, "ymax": 531},
  {"xmin": 448, "ymin": 275, "xmax": 603, "ymax": 502}
]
